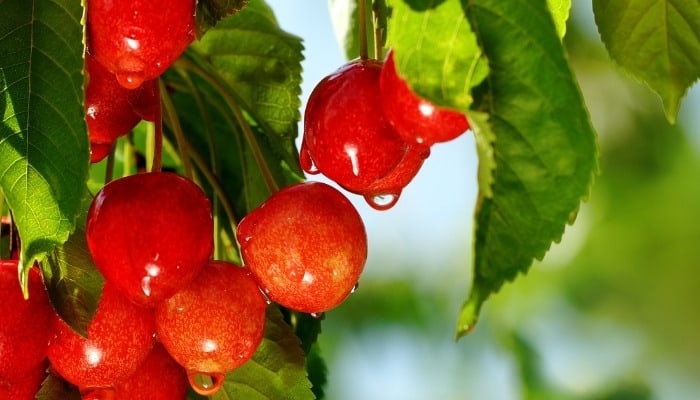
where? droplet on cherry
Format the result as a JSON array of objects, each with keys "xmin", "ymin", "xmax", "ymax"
[{"xmin": 187, "ymin": 371, "xmax": 226, "ymax": 396}]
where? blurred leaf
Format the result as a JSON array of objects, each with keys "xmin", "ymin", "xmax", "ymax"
[
  {"xmin": 192, "ymin": 0, "xmax": 305, "ymax": 160},
  {"xmin": 385, "ymin": 0, "xmax": 489, "ymax": 112},
  {"xmin": 212, "ymin": 306, "xmax": 314, "ymax": 400},
  {"xmin": 306, "ymin": 343, "xmax": 327, "ymax": 399},
  {"xmin": 592, "ymin": 0, "xmax": 700, "ymax": 123},
  {"xmin": 196, "ymin": 0, "xmax": 250, "ymax": 37},
  {"xmin": 546, "ymin": 0, "xmax": 571, "ymax": 38},
  {"xmin": 0, "ymin": 0, "xmax": 90, "ymax": 294},
  {"xmin": 457, "ymin": 0, "xmax": 598, "ymax": 338},
  {"xmin": 43, "ymin": 222, "xmax": 104, "ymax": 338}
]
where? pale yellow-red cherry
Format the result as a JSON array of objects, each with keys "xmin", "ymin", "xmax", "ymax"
[{"xmin": 237, "ymin": 181, "xmax": 368, "ymax": 313}]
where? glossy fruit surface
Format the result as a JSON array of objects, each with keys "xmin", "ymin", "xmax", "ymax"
[
  {"xmin": 47, "ymin": 283, "xmax": 155, "ymax": 390},
  {"xmin": 87, "ymin": 0, "xmax": 195, "ymax": 89},
  {"xmin": 380, "ymin": 50, "xmax": 470, "ymax": 146},
  {"xmin": 85, "ymin": 54, "xmax": 141, "ymax": 163},
  {"xmin": 127, "ymin": 79, "xmax": 160, "ymax": 122},
  {"xmin": 361, "ymin": 143, "xmax": 431, "ymax": 210},
  {"xmin": 301, "ymin": 59, "xmax": 408, "ymax": 192},
  {"xmin": 113, "ymin": 343, "xmax": 188, "ymax": 400},
  {"xmin": 238, "ymin": 181, "xmax": 367, "ymax": 313},
  {"xmin": 86, "ymin": 172, "xmax": 213, "ymax": 307},
  {"xmin": 155, "ymin": 261, "xmax": 267, "ymax": 396},
  {"xmin": 0, "ymin": 261, "xmax": 52, "ymax": 380}
]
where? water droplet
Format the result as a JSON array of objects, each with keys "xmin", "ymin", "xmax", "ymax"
[
  {"xmin": 299, "ymin": 142, "xmax": 319, "ymax": 174},
  {"xmin": 257, "ymin": 286, "xmax": 272, "ymax": 305},
  {"xmin": 365, "ymin": 192, "xmax": 400, "ymax": 211},
  {"xmin": 187, "ymin": 370, "xmax": 225, "ymax": 396},
  {"xmin": 350, "ymin": 281, "xmax": 359, "ymax": 293},
  {"xmin": 310, "ymin": 312, "xmax": 324, "ymax": 319},
  {"xmin": 115, "ymin": 72, "xmax": 145, "ymax": 90}
]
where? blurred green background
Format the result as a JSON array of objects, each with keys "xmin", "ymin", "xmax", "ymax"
[{"xmin": 269, "ymin": 1, "xmax": 700, "ymax": 399}]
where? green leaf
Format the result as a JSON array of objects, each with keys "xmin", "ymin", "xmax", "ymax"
[
  {"xmin": 546, "ymin": 0, "xmax": 571, "ymax": 38},
  {"xmin": 192, "ymin": 0, "xmax": 304, "ymax": 152},
  {"xmin": 36, "ymin": 372, "xmax": 81, "ymax": 400},
  {"xmin": 196, "ymin": 0, "xmax": 250, "ymax": 37},
  {"xmin": 592, "ymin": 0, "xmax": 700, "ymax": 123},
  {"xmin": 43, "ymin": 222, "xmax": 104, "ymax": 338},
  {"xmin": 0, "ymin": 0, "xmax": 89, "ymax": 293},
  {"xmin": 457, "ymin": 0, "xmax": 598, "ymax": 338},
  {"xmin": 385, "ymin": 0, "xmax": 489, "ymax": 112},
  {"xmin": 212, "ymin": 306, "xmax": 314, "ymax": 400}
]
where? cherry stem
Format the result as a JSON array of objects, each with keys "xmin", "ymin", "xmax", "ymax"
[
  {"xmin": 358, "ymin": 0, "xmax": 369, "ymax": 60},
  {"xmin": 372, "ymin": 0, "xmax": 384, "ymax": 60},
  {"xmin": 159, "ymin": 79, "xmax": 195, "ymax": 180},
  {"xmin": 175, "ymin": 56, "xmax": 280, "ymax": 194},
  {"xmin": 151, "ymin": 82, "xmax": 164, "ymax": 173}
]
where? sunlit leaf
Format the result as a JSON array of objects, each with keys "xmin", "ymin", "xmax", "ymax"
[
  {"xmin": 0, "ymin": 0, "xmax": 89, "ymax": 293},
  {"xmin": 593, "ymin": 0, "xmax": 700, "ymax": 123},
  {"xmin": 546, "ymin": 0, "xmax": 571, "ymax": 38},
  {"xmin": 457, "ymin": 0, "xmax": 598, "ymax": 338},
  {"xmin": 385, "ymin": 0, "xmax": 489, "ymax": 112},
  {"xmin": 192, "ymin": 0, "xmax": 304, "ymax": 157}
]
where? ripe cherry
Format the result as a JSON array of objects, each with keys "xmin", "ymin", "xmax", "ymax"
[
  {"xmin": 87, "ymin": 0, "xmax": 196, "ymax": 89},
  {"xmin": 301, "ymin": 59, "xmax": 409, "ymax": 193},
  {"xmin": 237, "ymin": 181, "xmax": 367, "ymax": 313},
  {"xmin": 113, "ymin": 343, "xmax": 188, "ymax": 400},
  {"xmin": 155, "ymin": 261, "xmax": 267, "ymax": 396},
  {"xmin": 0, "ymin": 261, "xmax": 52, "ymax": 381},
  {"xmin": 85, "ymin": 53, "xmax": 141, "ymax": 163},
  {"xmin": 379, "ymin": 50, "xmax": 470, "ymax": 146},
  {"xmin": 47, "ymin": 283, "xmax": 155, "ymax": 393},
  {"xmin": 86, "ymin": 172, "xmax": 213, "ymax": 307}
]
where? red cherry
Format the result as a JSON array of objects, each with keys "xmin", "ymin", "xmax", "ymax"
[
  {"xmin": 85, "ymin": 54, "xmax": 141, "ymax": 163},
  {"xmin": 0, "ymin": 359, "xmax": 48, "ymax": 400},
  {"xmin": 301, "ymin": 59, "xmax": 409, "ymax": 192},
  {"xmin": 86, "ymin": 172, "xmax": 213, "ymax": 307},
  {"xmin": 113, "ymin": 343, "xmax": 188, "ymax": 400},
  {"xmin": 47, "ymin": 283, "xmax": 155, "ymax": 392},
  {"xmin": 155, "ymin": 261, "xmax": 267, "ymax": 396},
  {"xmin": 361, "ymin": 143, "xmax": 431, "ymax": 210},
  {"xmin": 237, "ymin": 181, "xmax": 367, "ymax": 313},
  {"xmin": 0, "ymin": 261, "xmax": 52, "ymax": 380},
  {"xmin": 127, "ymin": 79, "xmax": 160, "ymax": 122},
  {"xmin": 87, "ymin": 0, "xmax": 195, "ymax": 89},
  {"xmin": 379, "ymin": 50, "xmax": 470, "ymax": 146}
]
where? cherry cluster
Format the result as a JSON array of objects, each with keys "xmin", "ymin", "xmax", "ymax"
[
  {"xmin": 301, "ymin": 49, "xmax": 470, "ymax": 210},
  {"xmin": 0, "ymin": 173, "xmax": 367, "ymax": 399},
  {"xmin": 84, "ymin": 0, "xmax": 195, "ymax": 163}
]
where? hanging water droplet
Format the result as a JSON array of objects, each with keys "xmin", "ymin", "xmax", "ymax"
[
  {"xmin": 310, "ymin": 312, "xmax": 323, "ymax": 319},
  {"xmin": 257, "ymin": 286, "xmax": 273, "ymax": 305},
  {"xmin": 299, "ymin": 142, "xmax": 320, "ymax": 174},
  {"xmin": 350, "ymin": 281, "xmax": 359, "ymax": 294},
  {"xmin": 187, "ymin": 370, "xmax": 226, "ymax": 396},
  {"xmin": 115, "ymin": 71, "xmax": 145, "ymax": 90},
  {"xmin": 365, "ymin": 192, "xmax": 400, "ymax": 211}
]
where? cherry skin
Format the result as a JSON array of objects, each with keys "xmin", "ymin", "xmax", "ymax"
[
  {"xmin": 87, "ymin": 0, "xmax": 196, "ymax": 89},
  {"xmin": 0, "ymin": 261, "xmax": 52, "ymax": 381},
  {"xmin": 47, "ymin": 283, "xmax": 155, "ymax": 392},
  {"xmin": 155, "ymin": 261, "xmax": 267, "ymax": 396},
  {"xmin": 86, "ymin": 172, "xmax": 214, "ymax": 307},
  {"xmin": 301, "ymin": 59, "xmax": 408, "ymax": 193},
  {"xmin": 237, "ymin": 181, "xmax": 368, "ymax": 313},
  {"xmin": 360, "ymin": 143, "xmax": 431, "ymax": 210},
  {"xmin": 379, "ymin": 49, "xmax": 470, "ymax": 146},
  {"xmin": 0, "ymin": 359, "xmax": 48, "ymax": 400},
  {"xmin": 113, "ymin": 343, "xmax": 188, "ymax": 400},
  {"xmin": 85, "ymin": 53, "xmax": 142, "ymax": 163}
]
